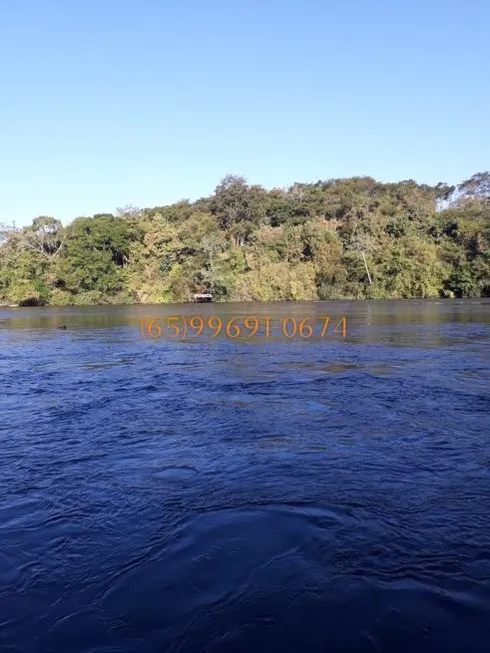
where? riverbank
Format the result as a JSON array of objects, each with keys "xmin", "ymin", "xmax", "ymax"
[{"xmin": 0, "ymin": 294, "xmax": 465, "ymax": 308}]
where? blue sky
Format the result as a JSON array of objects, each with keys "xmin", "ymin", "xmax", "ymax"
[{"xmin": 1, "ymin": 0, "xmax": 489, "ymax": 226}]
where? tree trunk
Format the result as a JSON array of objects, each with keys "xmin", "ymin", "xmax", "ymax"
[{"xmin": 362, "ymin": 251, "xmax": 372, "ymax": 284}]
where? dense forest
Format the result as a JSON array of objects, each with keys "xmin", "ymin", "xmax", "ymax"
[{"xmin": 1, "ymin": 172, "xmax": 489, "ymax": 305}]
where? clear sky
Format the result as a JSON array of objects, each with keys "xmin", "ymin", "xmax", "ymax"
[{"xmin": 1, "ymin": 0, "xmax": 489, "ymax": 226}]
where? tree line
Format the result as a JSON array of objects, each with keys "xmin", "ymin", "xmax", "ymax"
[{"xmin": 1, "ymin": 172, "xmax": 489, "ymax": 305}]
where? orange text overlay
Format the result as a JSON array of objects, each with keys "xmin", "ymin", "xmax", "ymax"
[{"xmin": 140, "ymin": 316, "xmax": 347, "ymax": 340}]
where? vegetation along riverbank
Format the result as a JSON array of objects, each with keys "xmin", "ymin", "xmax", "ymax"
[{"xmin": 1, "ymin": 172, "xmax": 489, "ymax": 306}]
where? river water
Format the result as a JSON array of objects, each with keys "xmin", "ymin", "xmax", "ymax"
[{"xmin": 1, "ymin": 300, "xmax": 489, "ymax": 653}]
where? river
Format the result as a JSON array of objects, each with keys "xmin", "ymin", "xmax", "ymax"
[{"xmin": 1, "ymin": 300, "xmax": 489, "ymax": 652}]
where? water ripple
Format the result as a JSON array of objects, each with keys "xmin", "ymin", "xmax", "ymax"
[{"xmin": 0, "ymin": 301, "xmax": 489, "ymax": 652}]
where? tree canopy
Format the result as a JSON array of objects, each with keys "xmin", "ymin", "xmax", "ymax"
[{"xmin": 1, "ymin": 172, "xmax": 489, "ymax": 305}]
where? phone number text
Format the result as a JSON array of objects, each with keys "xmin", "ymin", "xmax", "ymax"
[{"xmin": 140, "ymin": 316, "xmax": 347, "ymax": 340}]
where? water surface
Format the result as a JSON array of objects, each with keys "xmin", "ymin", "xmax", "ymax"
[{"xmin": 1, "ymin": 300, "xmax": 489, "ymax": 652}]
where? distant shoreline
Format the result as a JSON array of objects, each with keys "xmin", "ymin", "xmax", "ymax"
[
  {"xmin": 2, "ymin": 296, "xmax": 488, "ymax": 309},
  {"xmin": 1, "ymin": 173, "xmax": 489, "ymax": 306}
]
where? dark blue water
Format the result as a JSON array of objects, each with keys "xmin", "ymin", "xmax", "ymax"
[{"xmin": 1, "ymin": 300, "xmax": 490, "ymax": 653}]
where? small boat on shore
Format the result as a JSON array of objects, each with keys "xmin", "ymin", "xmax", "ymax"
[
  {"xmin": 193, "ymin": 293, "xmax": 213, "ymax": 303},
  {"xmin": 0, "ymin": 303, "xmax": 19, "ymax": 308}
]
